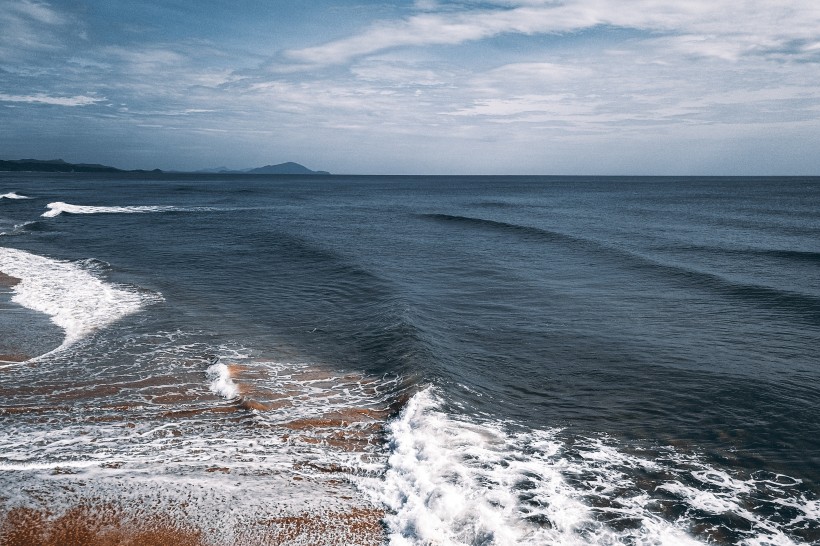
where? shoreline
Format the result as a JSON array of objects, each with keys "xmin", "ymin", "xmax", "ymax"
[{"xmin": 0, "ymin": 359, "xmax": 396, "ymax": 544}]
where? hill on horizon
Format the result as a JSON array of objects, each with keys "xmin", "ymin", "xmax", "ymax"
[
  {"xmin": 0, "ymin": 158, "xmax": 161, "ymax": 173},
  {"xmin": 195, "ymin": 162, "xmax": 329, "ymax": 175},
  {"xmin": 0, "ymin": 158, "xmax": 329, "ymax": 175}
]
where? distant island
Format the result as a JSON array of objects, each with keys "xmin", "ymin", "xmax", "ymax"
[
  {"xmin": 0, "ymin": 159, "xmax": 330, "ymax": 175},
  {"xmin": 195, "ymin": 162, "xmax": 330, "ymax": 175},
  {"xmin": 0, "ymin": 158, "xmax": 161, "ymax": 173}
]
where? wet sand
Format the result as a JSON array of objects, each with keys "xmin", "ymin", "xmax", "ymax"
[
  {"xmin": 0, "ymin": 505, "xmax": 204, "ymax": 546},
  {"xmin": 0, "ymin": 271, "xmax": 20, "ymax": 288},
  {"xmin": 0, "ymin": 271, "xmax": 26, "ymax": 364},
  {"xmin": 0, "ymin": 359, "xmax": 399, "ymax": 545},
  {"xmin": 0, "ymin": 504, "xmax": 385, "ymax": 546},
  {"xmin": 0, "ymin": 354, "xmax": 29, "ymax": 363}
]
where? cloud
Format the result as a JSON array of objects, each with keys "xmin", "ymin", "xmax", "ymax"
[
  {"xmin": 442, "ymin": 49, "xmax": 820, "ymax": 133},
  {"xmin": 0, "ymin": 93, "xmax": 103, "ymax": 106},
  {"xmin": 3, "ymin": 0, "xmax": 63, "ymax": 25},
  {"xmin": 2, "ymin": 0, "xmax": 819, "ymax": 174},
  {"xmin": 0, "ymin": 0, "xmax": 71, "ymax": 57},
  {"xmin": 284, "ymin": 1, "xmax": 820, "ymax": 66},
  {"xmin": 351, "ymin": 60, "xmax": 455, "ymax": 86}
]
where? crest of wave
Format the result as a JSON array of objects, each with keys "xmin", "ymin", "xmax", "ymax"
[{"xmin": 42, "ymin": 202, "xmax": 177, "ymax": 218}]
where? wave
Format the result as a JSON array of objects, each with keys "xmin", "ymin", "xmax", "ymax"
[
  {"xmin": 0, "ymin": 221, "xmax": 48, "ymax": 238},
  {"xmin": 365, "ymin": 388, "xmax": 818, "ymax": 545},
  {"xmin": 207, "ymin": 362, "xmax": 240, "ymax": 400},
  {"xmin": 742, "ymin": 248, "xmax": 820, "ymax": 265},
  {"xmin": 0, "ymin": 192, "xmax": 30, "ymax": 200},
  {"xmin": 421, "ymin": 213, "xmax": 585, "ymax": 247},
  {"xmin": 421, "ymin": 213, "xmax": 820, "ymax": 322},
  {"xmin": 203, "ymin": 355, "xmax": 410, "ymax": 420},
  {"xmin": 655, "ymin": 244, "xmax": 820, "ymax": 266},
  {"xmin": 0, "ymin": 247, "xmax": 162, "ymax": 358},
  {"xmin": 42, "ymin": 202, "xmax": 179, "ymax": 218}
]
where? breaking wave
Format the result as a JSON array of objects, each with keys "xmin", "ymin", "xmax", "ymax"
[
  {"xmin": 364, "ymin": 388, "xmax": 819, "ymax": 546},
  {"xmin": 0, "ymin": 247, "xmax": 162, "ymax": 357},
  {"xmin": 42, "ymin": 202, "xmax": 179, "ymax": 217},
  {"xmin": 0, "ymin": 192, "xmax": 30, "ymax": 200}
]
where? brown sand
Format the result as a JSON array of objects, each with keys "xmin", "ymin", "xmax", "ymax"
[
  {"xmin": 0, "ymin": 506, "xmax": 204, "ymax": 546},
  {"xmin": 256, "ymin": 507, "xmax": 385, "ymax": 546},
  {"xmin": 0, "ymin": 354, "xmax": 29, "ymax": 363},
  {"xmin": 0, "ymin": 505, "xmax": 385, "ymax": 546},
  {"xmin": 0, "ymin": 271, "xmax": 20, "ymax": 288}
]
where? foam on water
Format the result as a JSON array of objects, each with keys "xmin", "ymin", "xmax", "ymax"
[
  {"xmin": 0, "ymin": 247, "xmax": 161, "ymax": 356},
  {"xmin": 207, "ymin": 362, "xmax": 240, "ymax": 399},
  {"xmin": 364, "ymin": 388, "xmax": 819, "ymax": 546},
  {"xmin": 42, "ymin": 201, "xmax": 178, "ymax": 217},
  {"xmin": 0, "ymin": 192, "xmax": 30, "ymax": 200}
]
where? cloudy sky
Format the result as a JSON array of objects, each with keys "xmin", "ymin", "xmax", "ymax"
[{"xmin": 1, "ymin": 0, "xmax": 820, "ymax": 174}]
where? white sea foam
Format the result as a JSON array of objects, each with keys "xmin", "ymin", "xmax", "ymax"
[
  {"xmin": 0, "ymin": 191, "xmax": 30, "ymax": 199},
  {"xmin": 363, "ymin": 388, "xmax": 818, "ymax": 546},
  {"xmin": 42, "ymin": 201, "xmax": 178, "ymax": 217},
  {"xmin": 0, "ymin": 246, "xmax": 161, "ymax": 355},
  {"xmin": 0, "ymin": 460, "xmax": 103, "ymax": 472},
  {"xmin": 366, "ymin": 388, "xmax": 631, "ymax": 545},
  {"xmin": 0, "ymin": 341, "xmax": 397, "ymax": 544},
  {"xmin": 207, "ymin": 362, "xmax": 240, "ymax": 399}
]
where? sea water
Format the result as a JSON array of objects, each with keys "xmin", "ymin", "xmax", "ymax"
[{"xmin": 0, "ymin": 173, "xmax": 818, "ymax": 545}]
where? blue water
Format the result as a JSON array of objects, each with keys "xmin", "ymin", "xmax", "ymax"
[{"xmin": 1, "ymin": 173, "xmax": 818, "ymax": 545}]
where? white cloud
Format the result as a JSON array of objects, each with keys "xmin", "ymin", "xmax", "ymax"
[
  {"xmin": 4, "ymin": 0, "xmax": 63, "ymax": 25},
  {"xmin": 351, "ymin": 60, "xmax": 455, "ymax": 86},
  {"xmin": 441, "ymin": 50, "xmax": 820, "ymax": 133},
  {"xmin": 2, "ymin": 0, "xmax": 819, "ymax": 173},
  {"xmin": 285, "ymin": 1, "xmax": 820, "ymax": 66},
  {"xmin": 0, "ymin": 93, "xmax": 103, "ymax": 106},
  {"xmin": 0, "ymin": 0, "xmax": 69, "ymax": 56}
]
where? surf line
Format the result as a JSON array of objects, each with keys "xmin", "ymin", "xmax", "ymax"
[
  {"xmin": 42, "ymin": 202, "xmax": 178, "ymax": 218},
  {"xmin": 0, "ymin": 192, "xmax": 31, "ymax": 200}
]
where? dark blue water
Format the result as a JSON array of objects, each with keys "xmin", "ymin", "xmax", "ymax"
[{"xmin": 1, "ymin": 173, "xmax": 818, "ymax": 545}]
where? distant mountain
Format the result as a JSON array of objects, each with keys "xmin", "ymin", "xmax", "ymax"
[
  {"xmin": 0, "ymin": 158, "xmax": 161, "ymax": 173},
  {"xmin": 246, "ymin": 162, "xmax": 330, "ymax": 175},
  {"xmin": 194, "ymin": 162, "xmax": 329, "ymax": 175},
  {"xmin": 1, "ymin": 158, "xmax": 328, "ymax": 175}
]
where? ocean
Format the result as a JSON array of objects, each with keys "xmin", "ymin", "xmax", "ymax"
[{"xmin": 0, "ymin": 173, "xmax": 818, "ymax": 545}]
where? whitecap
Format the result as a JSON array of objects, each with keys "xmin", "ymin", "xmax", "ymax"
[
  {"xmin": 42, "ymin": 201, "xmax": 178, "ymax": 218},
  {"xmin": 206, "ymin": 362, "xmax": 240, "ymax": 400},
  {"xmin": 0, "ymin": 192, "xmax": 31, "ymax": 200},
  {"xmin": 365, "ymin": 388, "xmax": 622, "ymax": 546},
  {"xmin": 363, "ymin": 388, "xmax": 820, "ymax": 546}
]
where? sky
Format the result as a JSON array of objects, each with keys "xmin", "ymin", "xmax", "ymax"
[{"xmin": 1, "ymin": 0, "xmax": 820, "ymax": 174}]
